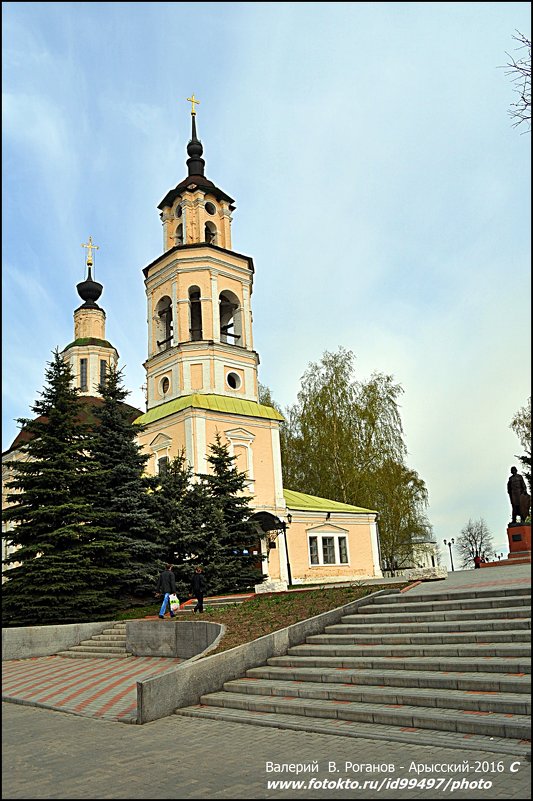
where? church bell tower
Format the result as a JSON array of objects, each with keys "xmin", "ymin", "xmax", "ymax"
[
  {"xmin": 136, "ymin": 98, "xmax": 285, "ymax": 520},
  {"xmin": 143, "ymin": 96, "xmax": 260, "ymax": 411}
]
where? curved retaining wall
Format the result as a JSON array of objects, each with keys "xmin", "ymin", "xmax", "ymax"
[
  {"xmin": 136, "ymin": 589, "xmax": 397, "ymax": 724},
  {"xmin": 126, "ymin": 620, "xmax": 225, "ymax": 659}
]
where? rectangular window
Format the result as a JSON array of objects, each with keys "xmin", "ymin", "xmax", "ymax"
[
  {"xmin": 80, "ymin": 359, "xmax": 88, "ymax": 392},
  {"xmin": 309, "ymin": 536, "xmax": 319, "ymax": 565},
  {"xmin": 322, "ymin": 537, "xmax": 336, "ymax": 564},
  {"xmin": 158, "ymin": 456, "xmax": 169, "ymax": 475},
  {"xmin": 338, "ymin": 536, "xmax": 348, "ymax": 564},
  {"xmin": 100, "ymin": 360, "xmax": 107, "ymax": 386},
  {"xmin": 308, "ymin": 532, "xmax": 350, "ymax": 566}
]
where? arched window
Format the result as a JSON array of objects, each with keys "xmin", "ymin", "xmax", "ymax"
[
  {"xmin": 219, "ymin": 291, "xmax": 242, "ymax": 344},
  {"xmin": 189, "ymin": 286, "xmax": 203, "ymax": 341},
  {"xmin": 175, "ymin": 224, "xmax": 184, "ymax": 246},
  {"xmin": 205, "ymin": 221, "xmax": 217, "ymax": 245},
  {"xmin": 155, "ymin": 296, "xmax": 173, "ymax": 351}
]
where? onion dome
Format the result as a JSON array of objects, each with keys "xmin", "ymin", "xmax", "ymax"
[{"xmin": 76, "ymin": 264, "xmax": 103, "ymax": 308}]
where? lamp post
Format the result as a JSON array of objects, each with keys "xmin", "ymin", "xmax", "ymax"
[
  {"xmin": 443, "ymin": 538, "xmax": 455, "ymax": 571},
  {"xmin": 282, "ymin": 514, "xmax": 293, "ymax": 587}
]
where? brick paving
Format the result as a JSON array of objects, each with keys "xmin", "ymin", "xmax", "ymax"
[{"xmin": 2, "ymin": 655, "xmax": 181, "ymax": 722}]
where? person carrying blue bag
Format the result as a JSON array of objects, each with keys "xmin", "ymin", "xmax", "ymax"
[{"xmin": 156, "ymin": 564, "xmax": 177, "ymax": 619}]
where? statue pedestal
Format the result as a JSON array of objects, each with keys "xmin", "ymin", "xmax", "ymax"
[
  {"xmin": 507, "ymin": 524, "xmax": 531, "ymax": 556},
  {"xmin": 480, "ymin": 525, "xmax": 531, "ymax": 567}
]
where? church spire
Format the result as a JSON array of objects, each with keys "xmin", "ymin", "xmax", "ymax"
[
  {"xmin": 63, "ymin": 238, "xmax": 118, "ymax": 396},
  {"xmin": 157, "ymin": 99, "xmax": 235, "ymax": 251},
  {"xmin": 77, "ymin": 236, "xmax": 103, "ymax": 308},
  {"xmin": 186, "ymin": 95, "xmax": 205, "ymax": 177}
]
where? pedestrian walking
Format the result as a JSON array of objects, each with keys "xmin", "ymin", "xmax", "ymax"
[
  {"xmin": 190, "ymin": 566, "xmax": 206, "ymax": 613},
  {"xmin": 156, "ymin": 564, "xmax": 177, "ymax": 619}
]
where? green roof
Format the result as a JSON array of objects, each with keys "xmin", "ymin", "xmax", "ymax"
[
  {"xmin": 283, "ymin": 488, "xmax": 376, "ymax": 515},
  {"xmin": 63, "ymin": 337, "xmax": 116, "ymax": 351},
  {"xmin": 134, "ymin": 393, "xmax": 284, "ymax": 426}
]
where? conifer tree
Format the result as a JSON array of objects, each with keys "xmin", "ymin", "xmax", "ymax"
[
  {"xmin": 156, "ymin": 452, "xmax": 227, "ymax": 597},
  {"xmin": 87, "ymin": 365, "xmax": 163, "ymax": 600},
  {"xmin": 2, "ymin": 351, "xmax": 120, "ymax": 625},
  {"xmin": 196, "ymin": 434, "xmax": 265, "ymax": 593}
]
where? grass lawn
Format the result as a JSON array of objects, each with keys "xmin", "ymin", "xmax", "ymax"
[{"xmin": 116, "ymin": 583, "xmax": 407, "ymax": 654}]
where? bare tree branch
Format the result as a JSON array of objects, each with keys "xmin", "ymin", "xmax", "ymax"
[{"xmin": 503, "ymin": 30, "xmax": 531, "ymax": 132}]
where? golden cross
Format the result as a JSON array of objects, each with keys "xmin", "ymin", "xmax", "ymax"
[
  {"xmin": 187, "ymin": 94, "xmax": 200, "ymax": 116},
  {"xmin": 81, "ymin": 236, "xmax": 99, "ymax": 267}
]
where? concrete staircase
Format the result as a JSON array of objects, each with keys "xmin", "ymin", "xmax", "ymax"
[
  {"xmin": 175, "ymin": 586, "xmax": 531, "ymax": 753},
  {"xmin": 57, "ymin": 622, "xmax": 130, "ymax": 659}
]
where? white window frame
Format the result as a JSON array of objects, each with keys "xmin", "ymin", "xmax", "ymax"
[
  {"xmin": 149, "ymin": 433, "xmax": 172, "ymax": 475},
  {"xmin": 307, "ymin": 531, "xmax": 350, "ymax": 567},
  {"xmin": 224, "ymin": 428, "xmax": 255, "ymax": 491}
]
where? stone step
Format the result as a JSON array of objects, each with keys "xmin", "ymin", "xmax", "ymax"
[
  {"xmin": 342, "ymin": 606, "xmax": 530, "ymax": 624},
  {"xmin": 326, "ymin": 618, "xmax": 531, "ymax": 635},
  {"xmin": 288, "ymin": 642, "xmax": 531, "ymax": 658},
  {"xmin": 66, "ymin": 644, "xmax": 128, "ymax": 654},
  {"xmin": 56, "ymin": 650, "xmax": 132, "ymax": 659},
  {"xmin": 80, "ymin": 635, "xmax": 126, "ymax": 644},
  {"xmin": 246, "ymin": 664, "xmax": 532, "ymax": 694},
  {"xmin": 55, "ymin": 622, "xmax": 129, "ymax": 659},
  {"xmin": 309, "ymin": 629, "xmax": 531, "ymax": 645},
  {"xmin": 267, "ymin": 654, "xmax": 531, "ymax": 674},
  {"xmin": 169, "ymin": 582, "xmax": 531, "ymax": 748},
  {"xmin": 355, "ymin": 596, "xmax": 531, "ymax": 615},
  {"xmin": 192, "ymin": 691, "xmax": 532, "ymax": 740},
  {"xmin": 223, "ymin": 678, "xmax": 532, "ymax": 715},
  {"xmin": 101, "ymin": 627, "xmax": 127, "ymax": 634},
  {"xmin": 373, "ymin": 587, "xmax": 531, "ymax": 603},
  {"xmin": 173, "ymin": 705, "xmax": 532, "ymax": 757}
]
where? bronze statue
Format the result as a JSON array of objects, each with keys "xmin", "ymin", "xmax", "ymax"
[{"xmin": 507, "ymin": 466, "xmax": 528, "ymax": 525}]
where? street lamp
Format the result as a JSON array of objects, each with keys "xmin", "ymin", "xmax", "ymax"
[
  {"xmin": 443, "ymin": 538, "xmax": 455, "ymax": 571},
  {"xmin": 282, "ymin": 515, "xmax": 293, "ymax": 587}
]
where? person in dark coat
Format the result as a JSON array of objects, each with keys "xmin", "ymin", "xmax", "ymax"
[
  {"xmin": 156, "ymin": 564, "xmax": 177, "ymax": 619},
  {"xmin": 190, "ymin": 566, "xmax": 206, "ymax": 613}
]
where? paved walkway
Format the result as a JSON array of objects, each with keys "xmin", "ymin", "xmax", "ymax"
[
  {"xmin": 2, "ymin": 564, "xmax": 531, "ymax": 799},
  {"xmin": 2, "ymin": 655, "xmax": 182, "ymax": 723},
  {"xmin": 2, "ymin": 703, "xmax": 531, "ymax": 799},
  {"xmin": 403, "ymin": 564, "xmax": 531, "ymax": 596}
]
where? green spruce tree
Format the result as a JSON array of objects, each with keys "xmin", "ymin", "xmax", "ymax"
[
  {"xmin": 2, "ymin": 351, "xmax": 120, "ymax": 625},
  {"xmin": 88, "ymin": 365, "xmax": 163, "ymax": 601},
  {"xmin": 196, "ymin": 434, "xmax": 265, "ymax": 594},
  {"xmin": 156, "ymin": 452, "xmax": 227, "ymax": 598}
]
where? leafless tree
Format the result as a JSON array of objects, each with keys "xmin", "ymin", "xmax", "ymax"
[
  {"xmin": 456, "ymin": 518, "xmax": 495, "ymax": 569},
  {"xmin": 503, "ymin": 31, "xmax": 531, "ymax": 132}
]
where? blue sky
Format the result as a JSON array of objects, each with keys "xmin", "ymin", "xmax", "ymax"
[{"xmin": 3, "ymin": 2, "xmax": 531, "ymax": 563}]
